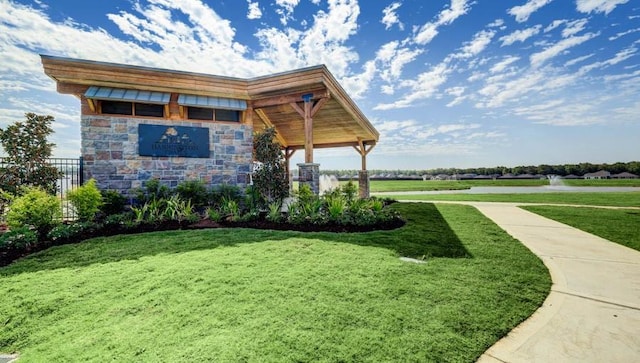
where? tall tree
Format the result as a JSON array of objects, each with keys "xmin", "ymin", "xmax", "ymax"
[
  {"xmin": 252, "ymin": 127, "xmax": 289, "ymax": 205},
  {"xmin": 0, "ymin": 113, "xmax": 62, "ymax": 195}
]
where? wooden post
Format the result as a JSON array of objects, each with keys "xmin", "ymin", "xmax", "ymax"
[
  {"xmin": 353, "ymin": 139, "xmax": 376, "ymax": 198},
  {"xmin": 303, "ymin": 95, "xmax": 313, "ymax": 163},
  {"xmin": 284, "ymin": 148, "xmax": 296, "ymax": 192}
]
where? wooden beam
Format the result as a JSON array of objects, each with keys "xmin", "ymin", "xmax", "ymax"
[
  {"xmin": 255, "ymin": 109, "xmax": 288, "ymax": 147},
  {"xmin": 251, "ymin": 88, "xmax": 329, "ymax": 108},
  {"xmin": 86, "ymin": 98, "xmax": 96, "ymax": 112},
  {"xmin": 289, "ymin": 102, "xmax": 305, "ymax": 118},
  {"xmin": 286, "ymin": 140, "xmax": 376, "ymax": 150},
  {"xmin": 310, "ymin": 97, "xmax": 328, "ymax": 117},
  {"xmin": 56, "ymin": 82, "xmax": 88, "ymax": 96}
]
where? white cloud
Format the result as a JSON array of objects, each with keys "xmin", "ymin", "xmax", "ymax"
[
  {"xmin": 414, "ymin": 0, "xmax": 471, "ymax": 45},
  {"xmin": 530, "ymin": 32, "xmax": 598, "ymax": 68},
  {"xmin": 275, "ymin": 0, "xmax": 300, "ymax": 25},
  {"xmin": 445, "ymin": 86, "xmax": 466, "ymax": 107},
  {"xmin": 490, "ymin": 56, "xmax": 520, "ymax": 73},
  {"xmin": 375, "ymin": 41, "xmax": 423, "ymax": 82},
  {"xmin": 609, "ymin": 27, "xmax": 640, "ymax": 41},
  {"xmin": 455, "ymin": 30, "xmax": 495, "ymax": 59},
  {"xmin": 247, "ymin": 1, "xmax": 262, "ymax": 20},
  {"xmin": 339, "ymin": 60, "xmax": 376, "ymax": 99},
  {"xmin": 576, "ymin": 0, "xmax": 629, "ymax": 14},
  {"xmin": 562, "ymin": 19, "xmax": 588, "ymax": 38},
  {"xmin": 508, "ymin": 0, "xmax": 553, "ymax": 23},
  {"xmin": 579, "ymin": 45, "xmax": 637, "ymax": 73},
  {"xmin": 564, "ymin": 53, "xmax": 595, "ymax": 66},
  {"xmin": 381, "ymin": 2, "xmax": 403, "ymax": 30},
  {"xmin": 544, "ymin": 19, "xmax": 566, "ymax": 32},
  {"xmin": 374, "ymin": 62, "xmax": 451, "ymax": 110},
  {"xmin": 499, "ymin": 25, "xmax": 541, "ymax": 46}
]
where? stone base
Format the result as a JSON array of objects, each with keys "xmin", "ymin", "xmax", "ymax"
[
  {"xmin": 298, "ymin": 163, "xmax": 320, "ymax": 195},
  {"xmin": 358, "ymin": 170, "xmax": 370, "ymax": 198}
]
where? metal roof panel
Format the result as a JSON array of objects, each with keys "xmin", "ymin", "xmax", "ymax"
[
  {"xmin": 84, "ymin": 86, "xmax": 170, "ymax": 104},
  {"xmin": 177, "ymin": 94, "xmax": 247, "ymax": 110}
]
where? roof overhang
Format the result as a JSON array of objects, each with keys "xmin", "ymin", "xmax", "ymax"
[{"xmin": 41, "ymin": 55, "xmax": 379, "ymax": 151}]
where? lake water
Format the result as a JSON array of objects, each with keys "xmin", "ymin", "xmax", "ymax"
[{"xmin": 377, "ymin": 186, "xmax": 640, "ymax": 195}]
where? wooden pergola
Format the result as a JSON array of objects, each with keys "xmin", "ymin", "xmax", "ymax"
[
  {"xmin": 41, "ymin": 56, "xmax": 379, "ymax": 195},
  {"xmin": 246, "ymin": 65, "xmax": 379, "ymax": 179}
]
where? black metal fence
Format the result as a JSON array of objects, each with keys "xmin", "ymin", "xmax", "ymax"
[{"xmin": 0, "ymin": 157, "xmax": 84, "ymax": 220}]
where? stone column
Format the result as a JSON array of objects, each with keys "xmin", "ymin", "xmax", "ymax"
[
  {"xmin": 358, "ymin": 170, "xmax": 370, "ymax": 198},
  {"xmin": 298, "ymin": 163, "xmax": 320, "ymax": 195}
]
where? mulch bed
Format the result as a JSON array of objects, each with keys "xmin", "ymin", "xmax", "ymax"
[{"xmin": 0, "ymin": 217, "xmax": 405, "ymax": 267}]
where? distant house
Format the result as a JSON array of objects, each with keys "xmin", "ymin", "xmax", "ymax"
[
  {"xmin": 564, "ymin": 174, "xmax": 582, "ymax": 179},
  {"xmin": 611, "ymin": 172, "xmax": 638, "ymax": 179},
  {"xmin": 583, "ymin": 170, "xmax": 611, "ymax": 179}
]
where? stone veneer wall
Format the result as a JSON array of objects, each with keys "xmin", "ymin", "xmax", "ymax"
[{"xmin": 81, "ymin": 115, "xmax": 253, "ymax": 196}]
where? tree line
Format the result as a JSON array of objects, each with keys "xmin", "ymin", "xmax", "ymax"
[{"xmin": 323, "ymin": 161, "xmax": 640, "ymax": 177}]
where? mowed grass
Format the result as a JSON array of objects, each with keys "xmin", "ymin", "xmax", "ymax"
[
  {"xmin": 564, "ymin": 179, "xmax": 640, "ymax": 187},
  {"xmin": 0, "ymin": 203, "xmax": 550, "ymax": 362},
  {"xmin": 365, "ymin": 178, "xmax": 640, "ymax": 193},
  {"xmin": 376, "ymin": 192, "xmax": 640, "ymax": 207},
  {"xmin": 522, "ymin": 206, "xmax": 640, "ymax": 252},
  {"xmin": 368, "ymin": 179, "xmax": 548, "ymax": 192}
]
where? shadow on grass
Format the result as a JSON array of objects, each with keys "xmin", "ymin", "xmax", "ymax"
[{"xmin": 0, "ymin": 203, "xmax": 469, "ymax": 276}]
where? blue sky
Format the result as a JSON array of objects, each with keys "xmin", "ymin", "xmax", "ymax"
[{"xmin": 0, "ymin": 0, "xmax": 638, "ymax": 170}]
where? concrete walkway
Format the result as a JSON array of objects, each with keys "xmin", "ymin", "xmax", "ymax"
[{"xmin": 403, "ymin": 201, "xmax": 640, "ymax": 362}]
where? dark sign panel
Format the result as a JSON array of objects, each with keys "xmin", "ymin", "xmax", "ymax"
[{"xmin": 138, "ymin": 124, "xmax": 209, "ymax": 158}]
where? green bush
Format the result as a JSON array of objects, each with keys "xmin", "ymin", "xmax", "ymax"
[
  {"xmin": 210, "ymin": 184, "xmax": 242, "ymax": 208},
  {"xmin": 67, "ymin": 179, "xmax": 103, "ymax": 222},
  {"xmin": 103, "ymin": 212, "xmax": 136, "ymax": 229},
  {"xmin": 6, "ymin": 187, "xmax": 62, "ymax": 237},
  {"xmin": 0, "ymin": 226, "xmax": 38, "ymax": 250},
  {"xmin": 134, "ymin": 178, "xmax": 171, "ymax": 205},
  {"xmin": 326, "ymin": 195, "xmax": 347, "ymax": 223},
  {"xmin": 206, "ymin": 207, "xmax": 222, "ymax": 223},
  {"xmin": 163, "ymin": 195, "xmax": 197, "ymax": 222},
  {"xmin": 266, "ymin": 202, "xmax": 282, "ymax": 222},
  {"xmin": 100, "ymin": 189, "xmax": 127, "ymax": 216},
  {"xmin": 47, "ymin": 221, "xmax": 100, "ymax": 242},
  {"xmin": 176, "ymin": 180, "xmax": 209, "ymax": 208}
]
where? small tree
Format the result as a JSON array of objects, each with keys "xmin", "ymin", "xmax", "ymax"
[
  {"xmin": 252, "ymin": 128, "xmax": 289, "ymax": 206},
  {"xmin": 0, "ymin": 113, "xmax": 62, "ymax": 195}
]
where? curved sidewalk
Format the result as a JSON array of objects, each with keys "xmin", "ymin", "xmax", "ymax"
[{"xmin": 408, "ymin": 201, "xmax": 640, "ymax": 362}]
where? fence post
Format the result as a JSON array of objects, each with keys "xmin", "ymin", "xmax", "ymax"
[{"xmin": 79, "ymin": 156, "xmax": 84, "ymax": 185}]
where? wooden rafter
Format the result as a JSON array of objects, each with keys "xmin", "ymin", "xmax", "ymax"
[
  {"xmin": 251, "ymin": 88, "xmax": 329, "ymax": 109},
  {"xmin": 255, "ymin": 108, "xmax": 288, "ymax": 147}
]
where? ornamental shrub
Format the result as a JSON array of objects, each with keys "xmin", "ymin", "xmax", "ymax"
[
  {"xmin": 176, "ymin": 180, "xmax": 209, "ymax": 208},
  {"xmin": 67, "ymin": 179, "xmax": 103, "ymax": 221},
  {"xmin": 0, "ymin": 226, "xmax": 38, "ymax": 250},
  {"xmin": 6, "ymin": 186, "xmax": 62, "ymax": 237},
  {"xmin": 100, "ymin": 189, "xmax": 127, "ymax": 216}
]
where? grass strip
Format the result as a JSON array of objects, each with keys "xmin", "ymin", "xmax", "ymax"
[
  {"xmin": 377, "ymin": 192, "xmax": 640, "ymax": 207},
  {"xmin": 0, "ymin": 203, "xmax": 550, "ymax": 362},
  {"xmin": 522, "ymin": 206, "xmax": 640, "ymax": 252}
]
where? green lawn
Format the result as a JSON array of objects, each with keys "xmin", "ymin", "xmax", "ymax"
[
  {"xmin": 363, "ymin": 178, "xmax": 640, "ymax": 193},
  {"xmin": 376, "ymin": 192, "xmax": 640, "ymax": 207},
  {"xmin": 367, "ymin": 179, "xmax": 548, "ymax": 192},
  {"xmin": 564, "ymin": 179, "xmax": 640, "ymax": 187},
  {"xmin": 0, "ymin": 203, "xmax": 550, "ymax": 362},
  {"xmin": 522, "ymin": 206, "xmax": 640, "ymax": 252}
]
